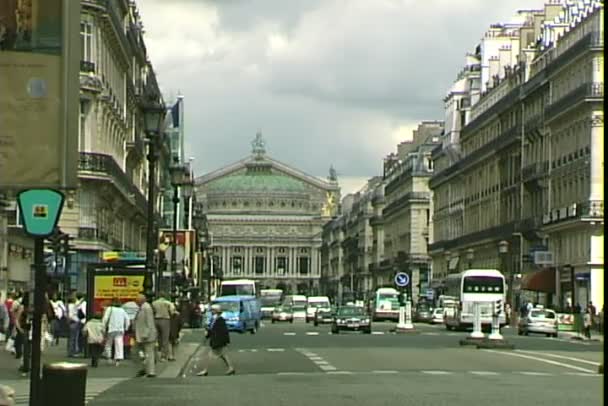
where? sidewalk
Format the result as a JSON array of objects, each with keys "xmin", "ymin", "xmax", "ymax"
[{"xmin": 560, "ymin": 330, "xmax": 604, "ymax": 342}]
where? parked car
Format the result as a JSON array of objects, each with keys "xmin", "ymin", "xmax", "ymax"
[
  {"xmin": 331, "ymin": 305, "xmax": 371, "ymax": 334},
  {"xmin": 518, "ymin": 307, "xmax": 558, "ymax": 337},
  {"xmin": 313, "ymin": 308, "xmax": 335, "ymax": 326},
  {"xmin": 271, "ymin": 305, "xmax": 294, "ymax": 323},
  {"xmin": 430, "ymin": 308, "xmax": 444, "ymax": 324}
]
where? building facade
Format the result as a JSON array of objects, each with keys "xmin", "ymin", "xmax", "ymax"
[
  {"xmin": 429, "ymin": 1, "xmax": 604, "ymax": 311},
  {"xmin": 194, "ymin": 134, "xmax": 340, "ymax": 296},
  {"xmin": 1, "ymin": 0, "xmax": 169, "ymax": 294}
]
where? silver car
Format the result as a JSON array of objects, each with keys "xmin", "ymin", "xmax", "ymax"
[{"xmin": 518, "ymin": 308, "xmax": 558, "ymax": 337}]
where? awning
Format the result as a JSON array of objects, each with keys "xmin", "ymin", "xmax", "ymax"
[
  {"xmin": 448, "ymin": 257, "xmax": 460, "ymax": 271},
  {"xmin": 521, "ymin": 268, "xmax": 556, "ymax": 293}
]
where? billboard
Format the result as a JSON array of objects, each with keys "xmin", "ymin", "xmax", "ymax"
[
  {"xmin": 87, "ymin": 266, "xmax": 147, "ymax": 316},
  {"xmin": 0, "ymin": 0, "xmax": 80, "ymax": 189}
]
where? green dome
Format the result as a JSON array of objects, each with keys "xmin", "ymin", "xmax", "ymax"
[{"xmin": 208, "ymin": 172, "xmax": 308, "ymax": 194}]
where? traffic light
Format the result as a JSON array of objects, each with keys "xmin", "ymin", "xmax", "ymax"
[{"xmin": 495, "ymin": 299, "xmax": 502, "ymax": 315}]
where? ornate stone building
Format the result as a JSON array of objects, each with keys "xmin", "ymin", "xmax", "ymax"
[
  {"xmin": 194, "ymin": 134, "xmax": 340, "ymax": 295},
  {"xmin": 430, "ymin": 1, "xmax": 604, "ymax": 311}
]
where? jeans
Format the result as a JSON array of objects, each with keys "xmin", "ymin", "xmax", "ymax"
[
  {"xmin": 89, "ymin": 343, "xmax": 103, "ymax": 367},
  {"xmin": 68, "ymin": 322, "xmax": 81, "ymax": 356}
]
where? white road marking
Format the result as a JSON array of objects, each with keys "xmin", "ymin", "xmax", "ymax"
[
  {"xmin": 482, "ymin": 349, "xmax": 596, "ymax": 373},
  {"xmin": 515, "ymin": 350, "xmax": 601, "ymax": 366},
  {"xmin": 267, "ymin": 348, "xmax": 285, "ymax": 352},
  {"xmin": 319, "ymin": 365, "xmax": 338, "ymax": 371},
  {"xmin": 308, "ymin": 356, "xmax": 324, "ymax": 361},
  {"xmin": 327, "ymin": 371, "xmax": 353, "ymax": 375},
  {"xmin": 372, "ymin": 331, "xmax": 385, "ymax": 335},
  {"xmin": 422, "ymin": 332, "xmax": 440, "ymax": 336},
  {"xmin": 372, "ymin": 370, "xmax": 399, "ymax": 374},
  {"xmin": 306, "ymin": 332, "xmax": 320, "ymax": 336},
  {"xmin": 563, "ymin": 372, "xmax": 601, "ymax": 377},
  {"xmin": 422, "ymin": 370, "xmax": 453, "ymax": 375},
  {"xmin": 277, "ymin": 372, "xmax": 309, "ymax": 376},
  {"xmin": 519, "ymin": 371, "xmax": 554, "ymax": 376},
  {"xmin": 469, "ymin": 371, "xmax": 499, "ymax": 376},
  {"xmin": 284, "ymin": 332, "xmax": 297, "ymax": 336}
]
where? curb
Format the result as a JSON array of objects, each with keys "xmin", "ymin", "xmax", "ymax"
[
  {"xmin": 459, "ymin": 337, "xmax": 486, "ymax": 346},
  {"xmin": 476, "ymin": 339, "xmax": 515, "ymax": 350},
  {"xmin": 176, "ymin": 343, "xmax": 204, "ymax": 378}
]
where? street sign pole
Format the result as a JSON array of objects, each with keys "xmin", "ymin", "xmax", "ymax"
[
  {"xmin": 394, "ymin": 272, "xmax": 414, "ymax": 332},
  {"xmin": 17, "ymin": 189, "xmax": 65, "ymax": 406}
]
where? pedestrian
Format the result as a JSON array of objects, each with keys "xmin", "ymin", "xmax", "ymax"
[
  {"xmin": 82, "ymin": 312, "xmax": 105, "ymax": 368},
  {"xmin": 0, "ymin": 293, "xmax": 8, "ymax": 343},
  {"xmin": 67, "ymin": 296, "xmax": 81, "ymax": 357},
  {"xmin": 102, "ymin": 298, "xmax": 130, "ymax": 366},
  {"xmin": 151, "ymin": 292, "xmax": 175, "ymax": 362},
  {"xmin": 197, "ymin": 304, "xmax": 235, "ymax": 376},
  {"xmin": 583, "ymin": 309, "xmax": 592, "ymax": 339},
  {"xmin": 134, "ymin": 294, "xmax": 157, "ymax": 377},
  {"xmin": 168, "ymin": 309, "xmax": 182, "ymax": 362}
]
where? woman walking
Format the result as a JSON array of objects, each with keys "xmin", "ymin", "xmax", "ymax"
[{"xmin": 102, "ymin": 299, "xmax": 130, "ymax": 366}]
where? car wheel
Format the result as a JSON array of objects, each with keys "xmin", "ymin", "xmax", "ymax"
[
  {"xmin": 517, "ymin": 329, "xmax": 523, "ymax": 335},
  {"xmin": 272, "ymin": 319, "xmax": 276, "ymax": 324},
  {"xmin": 250, "ymin": 326, "xmax": 257, "ymax": 335},
  {"xmin": 331, "ymin": 327, "xmax": 339, "ymax": 334},
  {"xmin": 524, "ymin": 330, "xmax": 529, "ymax": 336},
  {"xmin": 363, "ymin": 328, "xmax": 371, "ymax": 334},
  {"xmin": 314, "ymin": 321, "xmax": 318, "ymax": 327},
  {"xmin": 289, "ymin": 319, "xmax": 294, "ymax": 324},
  {"xmin": 553, "ymin": 333, "xmax": 558, "ymax": 338}
]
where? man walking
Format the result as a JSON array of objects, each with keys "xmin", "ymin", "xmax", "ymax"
[
  {"xmin": 152, "ymin": 292, "xmax": 175, "ymax": 362},
  {"xmin": 197, "ymin": 304, "xmax": 235, "ymax": 376},
  {"xmin": 134, "ymin": 294, "xmax": 157, "ymax": 377}
]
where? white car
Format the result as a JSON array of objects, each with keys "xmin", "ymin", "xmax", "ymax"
[{"xmin": 431, "ymin": 308, "xmax": 444, "ymax": 324}]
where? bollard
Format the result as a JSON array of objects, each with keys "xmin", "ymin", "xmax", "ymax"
[{"xmin": 42, "ymin": 362, "xmax": 87, "ymax": 406}]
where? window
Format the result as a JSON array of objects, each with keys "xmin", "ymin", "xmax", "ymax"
[
  {"xmin": 254, "ymin": 257, "xmax": 265, "ymax": 275},
  {"xmin": 298, "ymin": 257, "xmax": 310, "ymax": 274},
  {"xmin": 80, "ymin": 21, "xmax": 93, "ymax": 62},
  {"xmin": 276, "ymin": 257, "xmax": 287, "ymax": 274},
  {"xmin": 231, "ymin": 256, "xmax": 242, "ymax": 274}
]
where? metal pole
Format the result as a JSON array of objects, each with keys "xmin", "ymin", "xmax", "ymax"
[
  {"xmin": 29, "ymin": 237, "xmax": 46, "ymax": 406},
  {"xmin": 145, "ymin": 139, "xmax": 157, "ymax": 298},
  {"xmin": 469, "ymin": 301, "xmax": 484, "ymax": 339},
  {"xmin": 171, "ymin": 186, "xmax": 179, "ymax": 297}
]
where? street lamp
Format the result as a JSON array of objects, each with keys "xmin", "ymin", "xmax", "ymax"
[
  {"xmin": 498, "ymin": 240, "xmax": 512, "ymax": 324},
  {"xmin": 466, "ymin": 248, "xmax": 474, "ymax": 269},
  {"xmin": 144, "ymin": 99, "xmax": 166, "ymax": 298},
  {"xmin": 169, "ymin": 164, "xmax": 193, "ymax": 297}
]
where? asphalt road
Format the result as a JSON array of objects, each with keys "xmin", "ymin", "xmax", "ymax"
[{"xmin": 88, "ymin": 320, "xmax": 603, "ymax": 406}]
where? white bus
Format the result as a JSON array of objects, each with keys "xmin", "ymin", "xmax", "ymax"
[
  {"xmin": 443, "ymin": 269, "xmax": 507, "ymax": 331},
  {"xmin": 219, "ymin": 279, "xmax": 257, "ymax": 297},
  {"xmin": 372, "ymin": 288, "xmax": 401, "ymax": 321}
]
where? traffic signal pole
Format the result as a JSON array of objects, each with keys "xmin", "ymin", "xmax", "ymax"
[{"xmin": 488, "ymin": 299, "xmax": 504, "ymax": 340}]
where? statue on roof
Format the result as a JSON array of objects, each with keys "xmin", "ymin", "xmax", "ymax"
[
  {"xmin": 251, "ymin": 131, "xmax": 266, "ymax": 159},
  {"xmin": 328, "ymin": 165, "xmax": 338, "ymax": 182}
]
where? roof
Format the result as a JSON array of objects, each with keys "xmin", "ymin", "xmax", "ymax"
[
  {"xmin": 207, "ymin": 172, "xmax": 308, "ymax": 194},
  {"xmin": 213, "ymin": 295, "xmax": 256, "ymax": 302}
]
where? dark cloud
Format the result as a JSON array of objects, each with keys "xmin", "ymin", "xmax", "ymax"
[{"xmin": 137, "ymin": 0, "xmax": 544, "ymax": 192}]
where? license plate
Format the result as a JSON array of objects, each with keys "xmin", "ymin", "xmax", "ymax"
[{"xmin": 348, "ymin": 324, "xmax": 359, "ymax": 328}]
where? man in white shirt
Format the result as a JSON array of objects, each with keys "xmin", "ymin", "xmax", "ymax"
[{"xmin": 102, "ymin": 299, "xmax": 130, "ymax": 366}]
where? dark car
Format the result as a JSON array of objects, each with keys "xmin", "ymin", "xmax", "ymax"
[
  {"xmin": 331, "ymin": 306, "xmax": 371, "ymax": 334},
  {"xmin": 414, "ymin": 303, "xmax": 433, "ymax": 323},
  {"xmin": 313, "ymin": 307, "xmax": 335, "ymax": 326}
]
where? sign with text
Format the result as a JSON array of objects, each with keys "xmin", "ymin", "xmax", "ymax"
[
  {"xmin": 91, "ymin": 274, "xmax": 145, "ymax": 314},
  {"xmin": 0, "ymin": 0, "xmax": 80, "ymax": 189}
]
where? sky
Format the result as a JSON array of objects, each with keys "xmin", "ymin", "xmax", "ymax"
[{"xmin": 137, "ymin": 0, "xmax": 544, "ymax": 195}]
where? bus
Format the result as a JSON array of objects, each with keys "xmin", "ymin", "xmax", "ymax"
[
  {"xmin": 259, "ymin": 289, "xmax": 284, "ymax": 318},
  {"xmin": 371, "ymin": 288, "xmax": 401, "ymax": 321},
  {"xmin": 443, "ymin": 269, "xmax": 507, "ymax": 331},
  {"xmin": 219, "ymin": 279, "xmax": 257, "ymax": 297}
]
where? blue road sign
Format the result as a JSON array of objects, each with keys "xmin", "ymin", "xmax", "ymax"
[{"xmin": 394, "ymin": 272, "xmax": 410, "ymax": 288}]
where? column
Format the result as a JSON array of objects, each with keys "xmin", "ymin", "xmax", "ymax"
[
  {"xmin": 267, "ymin": 247, "xmax": 273, "ymax": 279},
  {"xmin": 589, "ymin": 114, "xmax": 603, "ymax": 202}
]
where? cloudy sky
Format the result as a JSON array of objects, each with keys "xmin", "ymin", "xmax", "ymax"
[{"xmin": 137, "ymin": 0, "xmax": 543, "ymax": 195}]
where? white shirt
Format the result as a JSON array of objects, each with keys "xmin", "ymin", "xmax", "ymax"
[
  {"xmin": 51, "ymin": 300, "xmax": 66, "ymax": 319},
  {"xmin": 102, "ymin": 306, "xmax": 130, "ymax": 334},
  {"xmin": 68, "ymin": 302, "xmax": 79, "ymax": 323}
]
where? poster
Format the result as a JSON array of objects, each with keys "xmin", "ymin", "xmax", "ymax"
[
  {"xmin": 0, "ymin": 0, "xmax": 79, "ymax": 189},
  {"xmin": 92, "ymin": 274, "xmax": 145, "ymax": 314}
]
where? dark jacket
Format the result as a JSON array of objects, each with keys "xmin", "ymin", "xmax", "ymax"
[{"xmin": 206, "ymin": 316, "xmax": 230, "ymax": 349}]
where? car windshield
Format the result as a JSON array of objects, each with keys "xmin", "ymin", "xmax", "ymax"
[
  {"xmin": 212, "ymin": 301, "xmax": 240, "ymax": 313},
  {"xmin": 276, "ymin": 306, "xmax": 292, "ymax": 312},
  {"xmin": 337, "ymin": 307, "xmax": 366, "ymax": 317},
  {"xmin": 530, "ymin": 310, "xmax": 556, "ymax": 319},
  {"xmin": 261, "ymin": 297, "xmax": 282, "ymax": 306}
]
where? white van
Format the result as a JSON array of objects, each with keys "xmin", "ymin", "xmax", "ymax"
[
  {"xmin": 284, "ymin": 295, "xmax": 307, "ymax": 320},
  {"xmin": 306, "ymin": 296, "xmax": 331, "ymax": 323}
]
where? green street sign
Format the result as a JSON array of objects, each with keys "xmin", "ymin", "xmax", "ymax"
[{"xmin": 17, "ymin": 189, "xmax": 65, "ymax": 237}]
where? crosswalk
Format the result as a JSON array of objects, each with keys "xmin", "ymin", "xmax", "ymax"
[{"xmin": 5, "ymin": 378, "xmax": 127, "ymax": 406}]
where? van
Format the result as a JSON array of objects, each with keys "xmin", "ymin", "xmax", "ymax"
[
  {"xmin": 209, "ymin": 295, "xmax": 261, "ymax": 334},
  {"xmin": 306, "ymin": 296, "xmax": 331, "ymax": 323},
  {"xmin": 283, "ymin": 295, "xmax": 307, "ymax": 320}
]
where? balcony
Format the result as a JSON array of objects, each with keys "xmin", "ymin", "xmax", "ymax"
[
  {"xmin": 522, "ymin": 161, "xmax": 548, "ymax": 187},
  {"xmin": 78, "ymin": 152, "xmax": 147, "ymax": 214},
  {"xmin": 545, "ymin": 82, "xmax": 604, "ymax": 121},
  {"xmin": 80, "ymin": 60, "xmax": 95, "ymax": 73},
  {"xmin": 578, "ymin": 200, "xmax": 604, "ymax": 220}
]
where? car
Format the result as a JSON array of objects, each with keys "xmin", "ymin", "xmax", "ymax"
[
  {"xmin": 518, "ymin": 307, "xmax": 558, "ymax": 337},
  {"xmin": 331, "ymin": 305, "xmax": 372, "ymax": 334},
  {"xmin": 313, "ymin": 308, "xmax": 335, "ymax": 326},
  {"xmin": 414, "ymin": 304, "xmax": 433, "ymax": 323},
  {"xmin": 271, "ymin": 305, "xmax": 294, "ymax": 323},
  {"xmin": 430, "ymin": 308, "xmax": 444, "ymax": 324}
]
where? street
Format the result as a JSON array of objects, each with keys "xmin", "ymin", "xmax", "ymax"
[{"xmin": 80, "ymin": 321, "xmax": 603, "ymax": 406}]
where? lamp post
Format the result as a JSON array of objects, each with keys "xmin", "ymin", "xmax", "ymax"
[
  {"xmin": 169, "ymin": 164, "xmax": 193, "ymax": 298},
  {"xmin": 144, "ymin": 99, "xmax": 166, "ymax": 298},
  {"xmin": 498, "ymin": 240, "xmax": 511, "ymax": 325},
  {"xmin": 466, "ymin": 248, "xmax": 474, "ymax": 270}
]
